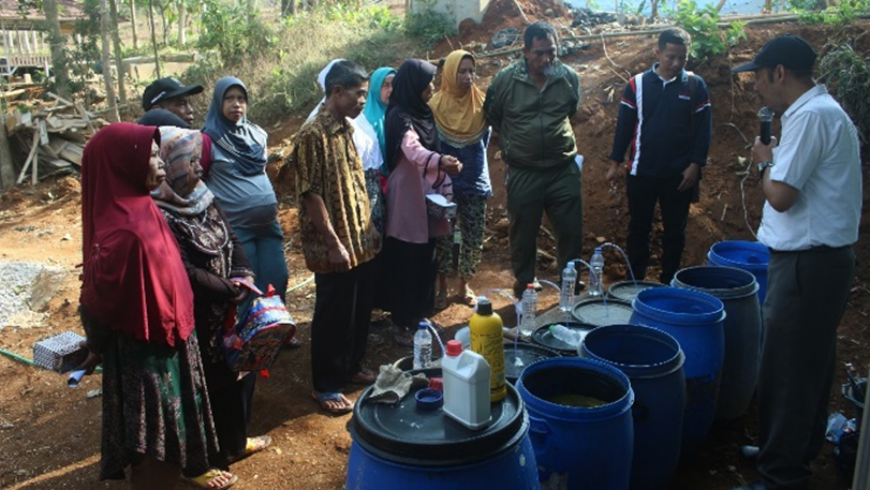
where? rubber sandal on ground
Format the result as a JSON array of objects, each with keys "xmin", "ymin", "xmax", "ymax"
[
  {"xmin": 228, "ymin": 435, "xmax": 272, "ymax": 464},
  {"xmin": 462, "ymin": 287, "xmax": 477, "ymax": 307},
  {"xmin": 350, "ymin": 368, "xmax": 377, "ymax": 385},
  {"xmin": 434, "ymin": 289, "xmax": 448, "ymax": 310},
  {"xmin": 312, "ymin": 391, "xmax": 354, "ymax": 415},
  {"xmin": 183, "ymin": 469, "xmax": 238, "ymax": 489}
]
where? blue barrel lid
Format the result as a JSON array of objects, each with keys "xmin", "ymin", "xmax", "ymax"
[{"xmin": 349, "ymin": 368, "xmax": 527, "ymax": 466}]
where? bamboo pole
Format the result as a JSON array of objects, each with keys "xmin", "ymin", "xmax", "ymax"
[{"xmin": 16, "ymin": 131, "xmax": 40, "ymax": 185}]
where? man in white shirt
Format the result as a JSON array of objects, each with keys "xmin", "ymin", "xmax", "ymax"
[{"xmin": 731, "ymin": 35, "xmax": 861, "ymax": 490}]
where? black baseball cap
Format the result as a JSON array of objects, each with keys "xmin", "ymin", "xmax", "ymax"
[
  {"xmin": 732, "ymin": 35, "xmax": 817, "ymax": 73},
  {"xmin": 142, "ymin": 77, "xmax": 204, "ymax": 110}
]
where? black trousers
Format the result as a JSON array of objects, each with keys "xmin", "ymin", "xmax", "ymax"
[
  {"xmin": 757, "ymin": 247, "xmax": 855, "ymax": 489},
  {"xmin": 626, "ymin": 174, "xmax": 693, "ymax": 284},
  {"xmin": 383, "ymin": 237, "xmax": 437, "ymax": 329},
  {"xmin": 311, "ymin": 259, "xmax": 374, "ymax": 393}
]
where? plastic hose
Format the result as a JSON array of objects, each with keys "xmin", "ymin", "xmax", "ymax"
[
  {"xmin": 287, "ymin": 275, "xmax": 315, "ymax": 293},
  {"xmin": 0, "ymin": 347, "xmax": 36, "ymax": 366},
  {"xmin": 0, "ymin": 347, "xmax": 102, "ymax": 373}
]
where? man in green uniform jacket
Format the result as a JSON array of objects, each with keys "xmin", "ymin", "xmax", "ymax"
[{"xmin": 484, "ymin": 21, "xmax": 584, "ymax": 299}]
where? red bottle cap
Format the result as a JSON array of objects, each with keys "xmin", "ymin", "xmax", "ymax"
[
  {"xmin": 446, "ymin": 340, "xmax": 463, "ymax": 356},
  {"xmin": 429, "ymin": 377, "xmax": 443, "ymax": 391}
]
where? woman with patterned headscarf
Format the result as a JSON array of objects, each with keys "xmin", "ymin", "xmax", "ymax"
[
  {"xmin": 153, "ymin": 127, "xmax": 273, "ymax": 487},
  {"xmin": 77, "ymin": 122, "xmax": 218, "ymax": 489},
  {"xmin": 429, "ymin": 50, "xmax": 492, "ymax": 309}
]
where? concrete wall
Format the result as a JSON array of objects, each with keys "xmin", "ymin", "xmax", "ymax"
[{"xmin": 411, "ymin": 0, "xmax": 492, "ymax": 28}]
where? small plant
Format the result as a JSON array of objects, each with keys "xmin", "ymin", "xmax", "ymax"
[
  {"xmin": 667, "ymin": 0, "xmax": 747, "ymax": 62},
  {"xmin": 793, "ymin": 0, "xmax": 870, "ymax": 25},
  {"xmin": 196, "ymin": 0, "xmax": 278, "ymax": 67},
  {"xmin": 405, "ymin": 0, "xmax": 457, "ymax": 49},
  {"xmin": 819, "ymin": 44, "xmax": 870, "ymax": 143}
]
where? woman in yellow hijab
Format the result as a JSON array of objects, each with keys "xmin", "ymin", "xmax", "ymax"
[{"xmin": 429, "ymin": 50, "xmax": 492, "ymax": 308}]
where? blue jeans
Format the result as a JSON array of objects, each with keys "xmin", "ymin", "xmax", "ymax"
[{"xmin": 233, "ymin": 220, "xmax": 289, "ymax": 300}]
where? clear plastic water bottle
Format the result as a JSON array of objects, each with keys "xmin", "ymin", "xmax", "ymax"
[
  {"xmin": 588, "ymin": 247, "xmax": 605, "ymax": 297},
  {"xmin": 548, "ymin": 324, "xmax": 583, "ymax": 347},
  {"xmin": 560, "ymin": 261, "xmax": 578, "ymax": 312},
  {"xmin": 413, "ymin": 321, "xmax": 433, "ymax": 369},
  {"xmin": 520, "ymin": 284, "xmax": 537, "ymax": 337}
]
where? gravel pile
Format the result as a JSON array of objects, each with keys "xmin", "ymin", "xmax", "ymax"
[
  {"xmin": 569, "ymin": 8, "xmax": 619, "ymax": 27},
  {"xmin": 0, "ymin": 261, "xmax": 67, "ymax": 328}
]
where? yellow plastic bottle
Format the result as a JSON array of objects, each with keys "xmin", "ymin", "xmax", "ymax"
[{"xmin": 469, "ymin": 297, "xmax": 506, "ymax": 402}]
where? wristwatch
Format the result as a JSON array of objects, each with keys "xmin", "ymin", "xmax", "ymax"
[{"xmin": 757, "ymin": 161, "xmax": 774, "ymax": 175}]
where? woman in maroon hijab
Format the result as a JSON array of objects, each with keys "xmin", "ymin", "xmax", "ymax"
[{"xmin": 77, "ymin": 123, "xmax": 224, "ymax": 489}]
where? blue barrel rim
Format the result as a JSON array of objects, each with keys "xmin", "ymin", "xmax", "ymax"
[
  {"xmin": 516, "ymin": 356, "xmax": 634, "ymax": 420},
  {"xmin": 708, "ymin": 240, "xmax": 770, "ymax": 272},
  {"xmin": 672, "ymin": 265, "xmax": 760, "ymax": 300},
  {"xmin": 580, "ymin": 323, "xmax": 685, "ymax": 379},
  {"xmin": 350, "ymin": 368, "xmax": 527, "ymax": 466},
  {"xmin": 632, "ymin": 287, "xmax": 726, "ymax": 326},
  {"xmin": 348, "ymin": 410, "xmax": 532, "ymax": 468}
]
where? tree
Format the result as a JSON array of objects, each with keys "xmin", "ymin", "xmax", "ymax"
[
  {"xmin": 178, "ymin": 0, "xmax": 187, "ymax": 46},
  {"xmin": 109, "ymin": 0, "xmax": 127, "ymax": 106},
  {"xmin": 0, "ymin": 107, "xmax": 16, "ymax": 190},
  {"xmin": 281, "ymin": 0, "xmax": 297, "ymax": 15},
  {"xmin": 100, "ymin": 0, "xmax": 120, "ymax": 122},
  {"xmin": 147, "ymin": 0, "xmax": 161, "ymax": 77},
  {"xmin": 130, "ymin": 0, "xmax": 139, "ymax": 50},
  {"xmin": 43, "ymin": 0, "xmax": 72, "ymax": 100}
]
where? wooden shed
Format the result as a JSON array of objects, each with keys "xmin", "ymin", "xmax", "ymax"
[{"xmin": 0, "ymin": 0, "xmax": 85, "ymax": 78}]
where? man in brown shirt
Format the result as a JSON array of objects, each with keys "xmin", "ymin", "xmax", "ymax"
[{"xmin": 293, "ymin": 60, "xmax": 380, "ymax": 414}]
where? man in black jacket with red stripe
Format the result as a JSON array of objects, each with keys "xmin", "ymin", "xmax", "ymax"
[{"xmin": 607, "ymin": 28, "xmax": 712, "ymax": 284}]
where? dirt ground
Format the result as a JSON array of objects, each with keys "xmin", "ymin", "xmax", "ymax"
[{"xmin": 2, "ymin": 3, "xmax": 870, "ymax": 489}]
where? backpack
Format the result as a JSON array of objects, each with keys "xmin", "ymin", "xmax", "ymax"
[{"xmin": 221, "ymin": 284, "xmax": 296, "ymax": 372}]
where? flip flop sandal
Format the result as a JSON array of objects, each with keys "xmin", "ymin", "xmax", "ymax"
[
  {"xmin": 462, "ymin": 287, "xmax": 477, "ymax": 307},
  {"xmin": 183, "ymin": 469, "xmax": 238, "ymax": 489},
  {"xmin": 311, "ymin": 391, "xmax": 354, "ymax": 415},
  {"xmin": 350, "ymin": 368, "xmax": 377, "ymax": 385},
  {"xmin": 227, "ymin": 435, "xmax": 272, "ymax": 464}
]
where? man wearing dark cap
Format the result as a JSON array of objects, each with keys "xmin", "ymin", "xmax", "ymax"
[
  {"xmin": 140, "ymin": 77, "xmax": 204, "ymax": 127},
  {"xmin": 731, "ymin": 35, "xmax": 861, "ymax": 490}
]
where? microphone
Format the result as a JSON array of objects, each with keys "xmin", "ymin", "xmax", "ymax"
[{"xmin": 758, "ymin": 107, "xmax": 774, "ymax": 145}]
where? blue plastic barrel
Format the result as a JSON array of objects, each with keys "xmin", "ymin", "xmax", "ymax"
[
  {"xmin": 672, "ymin": 266, "xmax": 762, "ymax": 420},
  {"xmin": 516, "ymin": 357, "xmax": 634, "ymax": 490},
  {"xmin": 580, "ymin": 324, "xmax": 685, "ymax": 490},
  {"xmin": 630, "ymin": 287, "xmax": 725, "ymax": 456},
  {"xmin": 347, "ymin": 369, "xmax": 539, "ymax": 490},
  {"xmin": 707, "ymin": 240, "xmax": 770, "ymax": 306}
]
